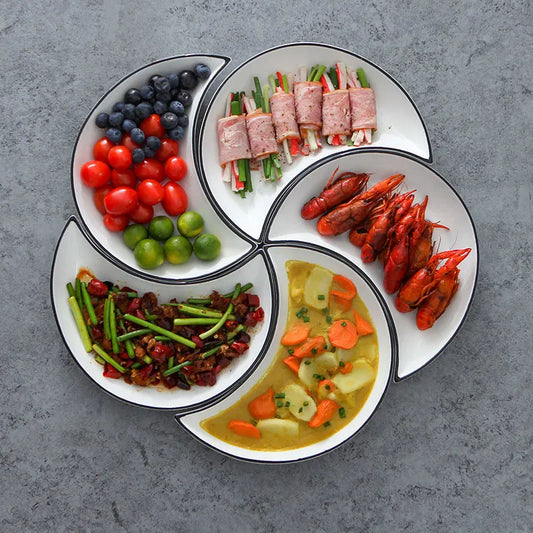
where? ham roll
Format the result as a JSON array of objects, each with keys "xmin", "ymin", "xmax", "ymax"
[
  {"xmin": 269, "ymin": 91, "xmax": 300, "ymax": 143},
  {"xmin": 322, "ymin": 89, "xmax": 351, "ymax": 136},
  {"xmin": 245, "ymin": 111, "xmax": 278, "ymax": 160},
  {"xmin": 217, "ymin": 115, "xmax": 251, "ymax": 167},
  {"xmin": 349, "ymin": 87, "xmax": 377, "ymax": 131},
  {"xmin": 294, "ymin": 81, "xmax": 323, "ymax": 131}
]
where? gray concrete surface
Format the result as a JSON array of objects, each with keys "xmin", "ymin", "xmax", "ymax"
[{"xmin": 1, "ymin": 1, "xmax": 531, "ymax": 531}]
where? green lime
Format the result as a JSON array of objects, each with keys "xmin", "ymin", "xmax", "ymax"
[
  {"xmin": 148, "ymin": 216, "xmax": 174, "ymax": 241},
  {"xmin": 164, "ymin": 235, "xmax": 193, "ymax": 264},
  {"xmin": 123, "ymin": 224, "xmax": 148, "ymax": 250},
  {"xmin": 177, "ymin": 211, "xmax": 204, "ymax": 238},
  {"xmin": 134, "ymin": 239, "xmax": 165, "ymax": 269},
  {"xmin": 193, "ymin": 233, "xmax": 221, "ymax": 261}
]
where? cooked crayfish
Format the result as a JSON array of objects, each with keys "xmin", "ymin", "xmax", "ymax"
[
  {"xmin": 395, "ymin": 248, "xmax": 471, "ymax": 314},
  {"xmin": 317, "ymin": 174, "xmax": 405, "ymax": 236},
  {"xmin": 301, "ymin": 169, "xmax": 369, "ymax": 220}
]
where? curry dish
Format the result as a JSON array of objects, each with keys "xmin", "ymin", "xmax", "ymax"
[{"xmin": 201, "ymin": 260, "xmax": 378, "ymax": 451}]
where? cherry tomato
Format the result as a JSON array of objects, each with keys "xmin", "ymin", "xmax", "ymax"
[
  {"xmin": 156, "ymin": 138, "xmax": 179, "ymax": 162},
  {"xmin": 165, "ymin": 156, "xmax": 187, "ymax": 181},
  {"xmin": 140, "ymin": 114, "xmax": 165, "ymax": 138},
  {"xmin": 108, "ymin": 146, "xmax": 133, "ymax": 170},
  {"xmin": 103, "ymin": 213, "xmax": 129, "ymax": 232},
  {"xmin": 137, "ymin": 179, "xmax": 164, "ymax": 206},
  {"xmin": 133, "ymin": 158, "xmax": 165, "ymax": 182},
  {"xmin": 93, "ymin": 137, "xmax": 114, "ymax": 162},
  {"xmin": 162, "ymin": 182, "xmax": 188, "ymax": 216},
  {"xmin": 122, "ymin": 134, "xmax": 141, "ymax": 152},
  {"xmin": 129, "ymin": 202, "xmax": 154, "ymax": 224},
  {"xmin": 111, "ymin": 168, "xmax": 137, "ymax": 188},
  {"xmin": 81, "ymin": 160, "xmax": 111, "ymax": 188},
  {"xmin": 93, "ymin": 184, "xmax": 114, "ymax": 215},
  {"xmin": 104, "ymin": 186, "xmax": 138, "ymax": 215}
]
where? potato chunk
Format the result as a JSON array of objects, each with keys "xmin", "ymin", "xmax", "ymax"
[
  {"xmin": 304, "ymin": 266, "xmax": 333, "ymax": 309},
  {"xmin": 298, "ymin": 358, "xmax": 319, "ymax": 390},
  {"xmin": 332, "ymin": 361, "xmax": 375, "ymax": 394},
  {"xmin": 256, "ymin": 418, "xmax": 299, "ymax": 438},
  {"xmin": 283, "ymin": 383, "xmax": 317, "ymax": 421}
]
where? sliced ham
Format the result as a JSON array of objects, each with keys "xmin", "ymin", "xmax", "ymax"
[
  {"xmin": 294, "ymin": 81, "xmax": 323, "ymax": 130},
  {"xmin": 270, "ymin": 92, "xmax": 300, "ymax": 143},
  {"xmin": 349, "ymin": 87, "xmax": 377, "ymax": 131},
  {"xmin": 322, "ymin": 89, "xmax": 351, "ymax": 136},
  {"xmin": 245, "ymin": 111, "xmax": 278, "ymax": 160},
  {"xmin": 217, "ymin": 115, "xmax": 252, "ymax": 167}
]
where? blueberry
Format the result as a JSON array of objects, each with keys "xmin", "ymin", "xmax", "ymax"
[
  {"xmin": 132, "ymin": 148, "xmax": 145, "ymax": 163},
  {"xmin": 168, "ymin": 126, "xmax": 185, "ymax": 140},
  {"xmin": 143, "ymin": 146, "xmax": 156, "ymax": 158},
  {"xmin": 170, "ymin": 87, "xmax": 181, "ymax": 99},
  {"xmin": 194, "ymin": 63, "xmax": 211, "ymax": 80},
  {"xmin": 122, "ymin": 119, "xmax": 137, "ymax": 133},
  {"xmin": 95, "ymin": 112, "xmax": 109, "ymax": 128},
  {"xmin": 135, "ymin": 102, "xmax": 153, "ymax": 120},
  {"xmin": 153, "ymin": 101, "xmax": 168, "ymax": 115},
  {"xmin": 167, "ymin": 73, "xmax": 180, "ymax": 89},
  {"xmin": 177, "ymin": 114, "xmax": 189, "ymax": 128},
  {"xmin": 112, "ymin": 101, "xmax": 125, "ymax": 112},
  {"xmin": 140, "ymin": 84, "xmax": 155, "ymax": 100},
  {"xmin": 130, "ymin": 127, "xmax": 146, "ymax": 145},
  {"xmin": 176, "ymin": 90, "xmax": 192, "ymax": 107},
  {"xmin": 169, "ymin": 100, "xmax": 185, "ymax": 116},
  {"xmin": 179, "ymin": 70, "xmax": 198, "ymax": 90},
  {"xmin": 146, "ymin": 136, "xmax": 162, "ymax": 151},
  {"xmin": 155, "ymin": 90, "xmax": 171, "ymax": 103},
  {"xmin": 160, "ymin": 112, "xmax": 178, "ymax": 130},
  {"xmin": 106, "ymin": 128, "xmax": 122, "ymax": 144},
  {"xmin": 149, "ymin": 74, "xmax": 163, "ymax": 87},
  {"xmin": 125, "ymin": 88, "xmax": 142, "ymax": 105},
  {"xmin": 122, "ymin": 103, "xmax": 136, "ymax": 120},
  {"xmin": 154, "ymin": 76, "xmax": 170, "ymax": 93},
  {"xmin": 109, "ymin": 111, "xmax": 124, "ymax": 127}
]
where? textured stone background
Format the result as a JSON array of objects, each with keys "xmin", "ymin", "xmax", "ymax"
[{"xmin": 1, "ymin": 0, "xmax": 531, "ymax": 531}]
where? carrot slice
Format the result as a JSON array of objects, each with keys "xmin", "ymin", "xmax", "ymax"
[
  {"xmin": 292, "ymin": 336, "xmax": 326, "ymax": 359},
  {"xmin": 308, "ymin": 399, "xmax": 339, "ymax": 428},
  {"xmin": 283, "ymin": 356, "xmax": 301, "ymax": 374},
  {"xmin": 227, "ymin": 420, "xmax": 261, "ymax": 439},
  {"xmin": 281, "ymin": 324, "xmax": 311, "ymax": 346},
  {"xmin": 248, "ymin": 388, "xmax": 277, "ymax": 420},
  {"xmin": 333, "ymin": 294, "xmax": 352, "ymax": 312},
  {"xmin": 317, "ymin": 379, "xmax": 336, "ymax": 397},
  {"xmin": 353, "ymin": 311, "xmax": 374, "ymax": 336},
  {"xmin": 339, "ymin": 361, "xmax": 353, "ymax": 374},
  {"xmin": 328, "ymin": 320, "xmax": 359, "ymax": 350},
  {"xmin": 330, "ymin": 275, "xmax": 357, "ymax": 301}
]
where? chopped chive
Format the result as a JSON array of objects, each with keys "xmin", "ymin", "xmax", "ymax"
[
  {"xmin": 274, "ymin": 393, "xmax": 285, "ymax": 399},
  {"xmin": 317, "ymin": 294, "xmax": 325, "ymax": 300},
  {"xmin": 296, "ymin": 311, "xmax": 303, "ymax": 318},
  {"xmin": 325, "ymin": 385, "xmax": 331, "ymax": 390},
  {"xmin": 304, "ymin": 360, "xmax": 311, "ymax": 365},
  {"xmin": 303, "ymin": 401, "xmax": 309, "ymax": 406},
  {"xmin": 276, "ymin": 401, "xmax": 283, "ymax": 408},
  {"xmin": 322, "ymin": 307, "xmax": 329, "ymax": 314},
  {"xmin": 311, "ymin": 348, "xmax": 317, "ymax": 355},
  {"xmin": 324, "ymin": 421, "xmax": 331, "ymax": 427},
  {"xmin": 339, "ymin": 361, "xmax": 345, "ymax": 367},
  {"xmin": 331, "ymin": 346, "xmax": 336, "ymax": 353},
  {"xmin": 288, "ymin": 348, "xmax": 294, "ymax": 355},
  {"xmin": 339, "ymin": 407, "xmax": 346, "ymax": 418},
  {"xmin": 285, "ymin": 401, "xmax": 290, "ymax": 407},
  {"xmin": 326, "ymin": 316, "xmax": 333, "ymax": 324},
  {"xmin": 313, "ymin": 373, "xmax": 325, "ymax": 380},
  {"xmin": 341, "ymin": 321, "xmax": 347, "ymax": 327},
  {"xmin": 298, "ymin": 407, "xmax": 303, "ymax": 413},
  {"xmin": 303, "ymin": 316, "xmax": 310, "ymax": 323}
]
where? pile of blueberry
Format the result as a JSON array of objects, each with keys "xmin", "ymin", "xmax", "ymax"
[{"xmin": 94, "ymin": 63, "xmax": 211, "ymax": 162}]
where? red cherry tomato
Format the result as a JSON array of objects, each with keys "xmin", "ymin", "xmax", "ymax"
[
  {"xmin": 122, "ymin": 134, "xmax": 141, "ymax": 152},
  {"xmin": 107, "ymin": 145, "xmax": 133, "ymax": 170},
  {"xmin": 137, "ymin": 179, "xmax": 165, "ymax": 206},
  {"xmin": 133, "ymin": 158, "xmax": 165, "ymax": 182},
  {"xmin": 140, "ymin": 114, "xmax": 165, "ymax": 138},
  {"xmin": 93, "ymin": 137, "xmax": 114, "ymax": 162},
  {"xmin": 81, "ymin": 160, "xmax": 111, "ymax": 188},
  {"xmin": 156, "ymin": 138, "xmax": 180, "ymax": 162},
  {"xmin": 93, "ymin": 184, "xmax": 114, "ymax": 215},
  {"xmin": 103, "ymin": 186, "xmax": 138, "ymax": 215},
  {"xmin": 111, "ymin": 168, "xmax": 137, "ymax": 188},
  {"xmin": 103, "ymin": 213, "xmax": 129, "ymax": 232},
  {"xmin": 165, "ymin": 156, "xmax": 188, "ymax": 181},
  {"xmin": 162, "ymin": 182, "xmax": 188, "ymax": 216},
  {"xmin": 129, "ymin": 202, "xmax": 154, "ymax": 224}
]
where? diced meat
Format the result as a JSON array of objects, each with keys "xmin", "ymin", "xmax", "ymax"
[
  {"xmin": 217, "ymin": 115, "xmax": 251, "ymax": 167},
  {"xmin": 322, "ymin": 89, "xmax": 351, "ymax": 136},
  {"xmin": 270, "ymin": 92, "xmax": 300, "ymax": 143},
  {"xmin": 245, "ymin": 111, "xmax": 278, "ymax": 159},
  {"xmin": 349, "ymin": 87, "xmax": 377, "ymax": 130},
  {"xmin": 294, "ymin": 81, "xmax": 323, "ymax": 130}
]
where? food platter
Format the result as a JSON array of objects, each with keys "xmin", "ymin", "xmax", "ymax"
[{"xmin": 53, "ymin": 44, "xmax": 478, "ymax": 462}]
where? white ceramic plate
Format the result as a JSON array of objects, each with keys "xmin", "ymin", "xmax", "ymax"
[
  {"xmin": 177, "ymin": 245, "xmax": 396, "ymax": 463},
  {"xmin": 71, "ymin": 54, "xmax": 255, "ymax": 283},
  {"xmin": 266, "ymin": 149, "xmax": 479, "ymax": 380},
  {"xmin": 51, "ymin": 218, "xmax": 275, "ymax": 411},
  {"xmin": 196, "ymin": 42, "xmax": 432, "ymax": 240}
]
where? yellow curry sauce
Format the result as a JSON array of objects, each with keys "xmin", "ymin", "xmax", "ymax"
[{"xmin": 201, "ymin": 260, "xmax": 379, "ymax": 451}]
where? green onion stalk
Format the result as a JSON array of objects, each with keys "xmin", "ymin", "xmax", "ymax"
[{"xmin": 230, "ymin": 93, "xmax": 252, "ymax": 198}]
